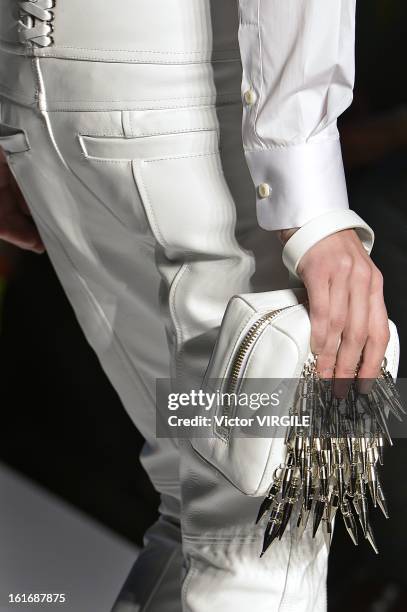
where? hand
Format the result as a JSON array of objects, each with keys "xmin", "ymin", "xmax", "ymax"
[
  {"xmin": 280, "ymin": 227, "xmax": 389, "ymax": 396},
  {"xmin": 0, "ymin": 148, "xmax": 44, "ymax": 253}
]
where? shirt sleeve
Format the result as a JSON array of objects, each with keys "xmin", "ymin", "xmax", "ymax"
[{"xmin": 237, "ymin": 0, "xmax": 356, "ymax": 230}]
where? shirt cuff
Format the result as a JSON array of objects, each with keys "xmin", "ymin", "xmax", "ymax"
[{"xmin": 244, "ymin": 138, "xmax": 350, "ymax": 231}]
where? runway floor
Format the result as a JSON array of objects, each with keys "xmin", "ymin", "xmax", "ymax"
[{"xmin": 0, "ymin": 463, "xmax": 138, "ymax": 612}]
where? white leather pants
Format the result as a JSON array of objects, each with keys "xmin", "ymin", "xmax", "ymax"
[{"xmin": 0, "ymin": 1, "xmax": 328, "ymax": 610}]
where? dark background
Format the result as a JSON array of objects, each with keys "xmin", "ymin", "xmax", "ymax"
[{"xmin": 0, "ymin": 2, "xmax": 406, "ymax": 611}]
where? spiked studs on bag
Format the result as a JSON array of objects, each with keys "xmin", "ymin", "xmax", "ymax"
[{"xmin": 256, "ymin": 356, "xmax": 404, "ymax": 556}]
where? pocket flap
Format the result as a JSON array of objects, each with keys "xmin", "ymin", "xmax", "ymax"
[
  {"xmin": 0, "ymin": 124, "xmax": 30, "ymax": 154},
  {"xmin": 79, "ymin": 129, "xmax": 218, "ymax": 161}
]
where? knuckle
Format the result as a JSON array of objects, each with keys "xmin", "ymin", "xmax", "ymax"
[
  {"xmin": 330, "ymin": 315, "xmax": 346, "ymax": 333},
  {"xmin": 312, "ymin": 322, "xmax": 326, "ymax": 336},
  {"xmin": 338, "ymin": 365, "xmax": 358, "ymax": 377},
  {"xmin": 311, "ymin": 338, "xmax": 325, "ymax": 354},
  {"xmin": 353, "ymin": 261, "xmax": 372, "ymax": 283},
  {"xmin": 317, "ymin": 360, "xmax": 336, "ymax": 377},
  {"xmin": 374, "ymin": 326, "xmax": 391, "ymax": 347},
  {"xmin": 371, "ymin": 269, "xmax": 384, "ymax": 291},
  {"xmin": 310, "ymin": 304, "xmax": 329, "ymax": 321},
  {"xmin": 383, "ymin": 328, "xmax": 391, "ymax": 345},
  {"xmin": 337, "ymin": 254, "xmax": 353, "ymax": 273},
  {"xmin": 358, "ymin": 367, "xmax": 379, "ymax": 383},
  {"xmin": 344, "ymin": 328, "xmax": 368, "ymax": 347},
  {"xmin": 311, "ymin": 324, "xmax": 328, "ymax": 346},
  {"xmin": 319, "ymin": 350, "xmax": 337, "ymax": 366},
  {"xmin": 353, "ymin": 331, "xmax": 369, "ymax": 346}
]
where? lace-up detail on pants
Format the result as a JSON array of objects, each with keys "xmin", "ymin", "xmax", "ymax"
[{"xmin": 17, "ymin": 0, "xmax": 54, "ymax": 47}]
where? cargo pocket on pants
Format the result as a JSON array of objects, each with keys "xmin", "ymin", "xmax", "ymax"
[{"xmin": 78, "ymin": 127, "xmax": 241, "ymax": 258}]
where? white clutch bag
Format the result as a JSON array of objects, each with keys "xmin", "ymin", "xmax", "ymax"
[{"xmin": 190, "ymin": 288, "xmax": 402, "ymax": 553}]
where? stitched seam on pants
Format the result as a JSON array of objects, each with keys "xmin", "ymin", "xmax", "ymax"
[
  {"xmin": 132, "ymin": 162, "xmax": 188, "ymax": 361},
  {"xmin": 144, "ymin": 151, "xmax": 217, "ymax": 164},
  {"xmin": 169, "ymin": 263, "xmax": 190, "ymax": 377},
  {"xmin": 130, "ymin": 127, "xmax": 217, "ymax": 138},
  {"xmin": 135, "ymin": 161, "xmax": 168, "ymax": 247},
  {"xmin": 33, "ymin": 45, "xmax": 240, "ymax": 54},
  {"xmin": 76, "ymin": 127, "xmax": 218, "ymax": 140},
  {"xmin": 152, "ymin": 480, "xmax": 180, "ymax": 489},
  {"xmin": 182, "ymin": 534, "xmax": 260, "ymax": 543},
  {"xmin": 141, "ymin": 547, "xmax": 180, "ymax": 612},
  {"xmin": 34, "ymin": 94, "xmax": 238, "ymax": 104},
  {"xmin": 79, "ymin": 128, "xmax": 219, "ymax": 143},
  {"xmin": 27, "ymin": 53, "xmax": 241, "ymax": 65},
  {"xmin": 181, "ymin": 555, "xmax": 197, "ymax": 612}
]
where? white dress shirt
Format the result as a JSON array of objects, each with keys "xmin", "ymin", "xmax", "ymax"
[{"xmin": 238, "ymin": 0, "xmax": 356, "ymax": 231}]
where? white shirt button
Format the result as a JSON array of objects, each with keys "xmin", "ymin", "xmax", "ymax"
[
  {"xmin": 244, "ymin": 88, "xmax": 257, "ymax": 106},
  {"xmin": 258, "ymin": 183, "xmax": 271, "ymax": 198}
]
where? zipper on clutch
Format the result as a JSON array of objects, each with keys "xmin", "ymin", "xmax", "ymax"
[
  {"xmin": 227, "ymin": 305, "xmax": 297, "ymax": 395},
  {"xmin": 215, "ymin": 304, "xmax": 299, "ymax": 440}
]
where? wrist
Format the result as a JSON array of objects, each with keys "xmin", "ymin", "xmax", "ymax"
[
  {"xmin": 278, "ymin": 227, "xmax": 299, "ymax": 245},
  {"xmin": 281, "ymin": 210, "xmax": 375, "ymax": 278}
]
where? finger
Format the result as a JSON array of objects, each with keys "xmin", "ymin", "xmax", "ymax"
[
  {"xmin": 304, "ymin": 273, "xmax": 330, "ymax": 360},
  {"xmin": 357, "ymin": 273, "xmax": 389, "ymax": 392},
  {"xmin": 317, "ymin": 259, "xmax": 351, "ymax": 379},
  {"xmin": 334, "ymin": 261, "xmax": 372, "ymax": 396},
  {"xmin": 0, "ymin": 211, "xmax": 44, "ymax": 253}
]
